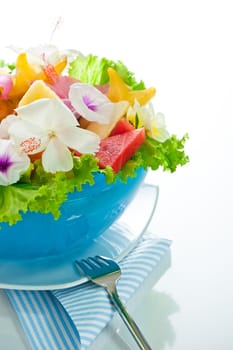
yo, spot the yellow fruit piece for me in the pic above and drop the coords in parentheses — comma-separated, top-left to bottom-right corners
(0, 98, 19, 120)
(10, 53, 45, 98)
(54, 59, 67, 74)
(86, 101, 129, 139)
(19, 80, 57, 106)
(107, 67, 156, 106)
(10, 53, 66, 100)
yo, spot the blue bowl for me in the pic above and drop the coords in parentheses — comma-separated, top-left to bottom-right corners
(0, 168, 146, 260)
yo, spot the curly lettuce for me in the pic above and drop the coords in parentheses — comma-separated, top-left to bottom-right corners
(0, 134, 189, 226)
(0, 155, 100, 226)
(68, 54, 145, 90)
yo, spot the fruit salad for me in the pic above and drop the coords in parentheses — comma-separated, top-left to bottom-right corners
(0, 45, 189, 225)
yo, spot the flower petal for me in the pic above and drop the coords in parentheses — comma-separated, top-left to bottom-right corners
(26, 44, 65, 66)
(144, 110, 169, 142)
(48, 97, 78, 129)
(86, 100, 129, 139)
(126, 99, 144, 128)
(0, 139, 30, 186)
(42, 137, 73, 173)
(16, 97, 78, 131)
(153, 112, 167, 129)
(16, 98, 54, 126)
(151, 127, 170, 142)
(10, 44, 66, 68)
(9, 119, 48, 154)
(0, 74, 13, 100)
(69, 83, 114, 123)
(0, 115, 18, 139)
(57, 127, 100, 154)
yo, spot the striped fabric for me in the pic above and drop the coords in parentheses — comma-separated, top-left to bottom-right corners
(7, 289, 81, 350)
(6, 236, 171, 350)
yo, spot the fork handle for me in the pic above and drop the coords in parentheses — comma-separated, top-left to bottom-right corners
(108, 289, 152, 350)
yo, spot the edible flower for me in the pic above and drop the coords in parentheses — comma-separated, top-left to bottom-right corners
(8, 97, 100, 173)
(9, 44, 67, 74)
(0, 114, 18, 139)
(69, 83, 128, 124)
(7, 45, 68, 102)
(0, 139, 30, 186)
(0, 74, 13, 100)
(127, 100, 169, 142)
(107, 68, 156, 105)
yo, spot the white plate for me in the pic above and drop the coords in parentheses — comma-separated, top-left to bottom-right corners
(0, 183, 158, 290)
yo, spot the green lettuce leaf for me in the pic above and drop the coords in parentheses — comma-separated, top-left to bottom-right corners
(0, 155, 102, 226)
(0, 134, 189, 226)
(114, 133, 189, 183)
(0, 59, 15, 72)
(136, 133, 189, 172)
(0, 185, 39, 226)
(68, 54, 145, 90)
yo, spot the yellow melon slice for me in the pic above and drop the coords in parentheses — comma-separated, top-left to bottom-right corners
(86, 101, 129, 139)
(18, 80, 58, 106)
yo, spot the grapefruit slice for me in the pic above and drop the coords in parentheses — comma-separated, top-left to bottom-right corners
(110, 118, 134, 136)
(96, 128, 145, 172)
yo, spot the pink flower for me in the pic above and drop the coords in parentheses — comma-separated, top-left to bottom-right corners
(0, 74, 13, 100)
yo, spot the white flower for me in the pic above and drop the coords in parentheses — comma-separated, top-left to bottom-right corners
(0, 115, 18, 139)
(8, 97, 100, 173)
(0, 139, 30, 186)
(127, 99, 144, 128)
(9, 44, 66, 68)
(69, 83, 129, 124)
(145, 112, 169, 142)
(127, 100, 169, 142)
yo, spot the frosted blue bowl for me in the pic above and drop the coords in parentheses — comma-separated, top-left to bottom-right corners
(0, 168, 146, 260)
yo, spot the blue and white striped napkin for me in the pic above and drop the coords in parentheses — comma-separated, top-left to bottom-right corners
(6, 235, 171, 350)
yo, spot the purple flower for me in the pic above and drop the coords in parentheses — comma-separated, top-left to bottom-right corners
(82, 95, 98, 111)
(69, 83, 128, 124)
(0, 139, 30, 186)
(0, 153, 13, 174)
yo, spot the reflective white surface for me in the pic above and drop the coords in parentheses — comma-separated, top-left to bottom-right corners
(1, 0, 233, 349)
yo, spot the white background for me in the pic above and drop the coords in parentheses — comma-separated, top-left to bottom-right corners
(1, 0, 232, 235)
(1, 1, 233, 349)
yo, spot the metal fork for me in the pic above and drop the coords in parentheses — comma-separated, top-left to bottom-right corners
(75, 255, 152, 350)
